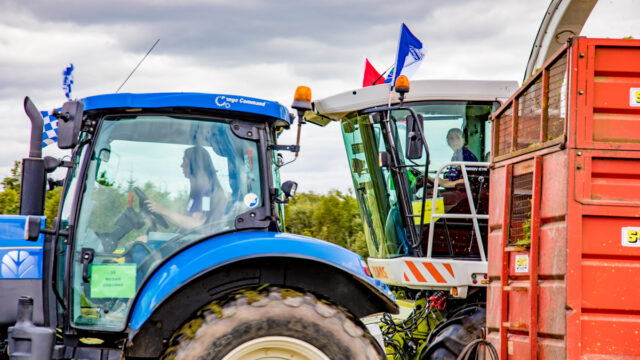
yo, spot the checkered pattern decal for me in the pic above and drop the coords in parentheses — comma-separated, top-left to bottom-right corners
(41, 110, 58, 148)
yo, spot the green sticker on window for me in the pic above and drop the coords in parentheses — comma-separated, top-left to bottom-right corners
(90, 264, 136, 298)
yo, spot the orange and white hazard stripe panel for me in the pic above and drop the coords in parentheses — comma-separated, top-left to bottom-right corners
(402, 260, 456, 284)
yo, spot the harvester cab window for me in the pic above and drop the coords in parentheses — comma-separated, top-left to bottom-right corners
(341, 115, 411, 258)
(341, 101, 496, 260)
(389, 101, 494, 258)
(342, 115, 410, 257)
(70, 115, 262, 331)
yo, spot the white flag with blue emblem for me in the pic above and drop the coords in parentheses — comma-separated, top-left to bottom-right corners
(41, 111, 58, 148)
(386, 23, 426, 85)
(62, 63, 74, 100)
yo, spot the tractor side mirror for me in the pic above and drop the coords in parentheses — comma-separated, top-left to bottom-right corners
(281, 181, 298, 202)
(43, 156, 73, 173)
(405, 113, 424, 160)
(56, 100, 84, 149)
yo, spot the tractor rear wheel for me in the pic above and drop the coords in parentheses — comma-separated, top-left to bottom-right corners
(161, 287, 384, 360)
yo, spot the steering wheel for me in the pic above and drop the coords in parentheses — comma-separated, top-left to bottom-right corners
(132, 186, 169, 229)
(409, 167, 434, 191)
(135, 218, 234, 279)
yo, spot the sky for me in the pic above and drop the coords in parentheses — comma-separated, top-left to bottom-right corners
(0, 0, 638, 194)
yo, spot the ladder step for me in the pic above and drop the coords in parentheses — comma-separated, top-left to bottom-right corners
(504, 245, 528, 252)
(502, 322, 527, 329)
(503, 285, 528, 292)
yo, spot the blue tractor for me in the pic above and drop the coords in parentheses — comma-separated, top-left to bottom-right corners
(0, 90, 397, 359)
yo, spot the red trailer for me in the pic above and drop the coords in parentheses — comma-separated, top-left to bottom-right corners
(487, 37, 640, 359)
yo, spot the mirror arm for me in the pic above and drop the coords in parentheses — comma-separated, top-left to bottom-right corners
(268, 144, 300, 153)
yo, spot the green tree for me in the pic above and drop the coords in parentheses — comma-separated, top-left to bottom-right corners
(0, 161, 21, 215)
(284, 190, 369, 258)
(0, 160, 63, 228)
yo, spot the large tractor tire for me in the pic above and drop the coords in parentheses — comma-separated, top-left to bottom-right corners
(161, 287, 384, 360)
(420, 307, 486, 360)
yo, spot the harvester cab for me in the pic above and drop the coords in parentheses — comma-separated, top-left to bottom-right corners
(309, 78, 518, 299)
(306, 78, 518, 358)
(1, 90, 397, 359)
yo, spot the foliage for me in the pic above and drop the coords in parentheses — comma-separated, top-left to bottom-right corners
(284, 190, 369, 258)
(0, 161, 21, 215)
(0, 161, 63, 228)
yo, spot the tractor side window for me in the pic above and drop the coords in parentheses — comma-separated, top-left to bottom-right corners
(56, 144, 89, 305)
(270, 129, 284, 231)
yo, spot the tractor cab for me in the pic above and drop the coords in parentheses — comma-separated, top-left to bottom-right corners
(42, 93, 293, 333)
(310, 79, 518, 297)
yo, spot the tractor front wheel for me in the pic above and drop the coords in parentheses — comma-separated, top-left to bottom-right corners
(420, 306, 486, 360)
(162, 287, 383, 360)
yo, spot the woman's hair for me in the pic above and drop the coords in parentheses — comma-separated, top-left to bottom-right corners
(184, 146, 218, 196)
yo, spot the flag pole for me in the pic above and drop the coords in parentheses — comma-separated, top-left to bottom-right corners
(389, 23, 403, 89)
(387, 23, 404, 107)
(371, 65, 393, 86)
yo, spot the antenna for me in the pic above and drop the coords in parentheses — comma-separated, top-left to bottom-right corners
(115, 38, 160, 93)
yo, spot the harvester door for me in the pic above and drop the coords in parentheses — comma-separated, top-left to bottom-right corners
(341, 115, 409, 258)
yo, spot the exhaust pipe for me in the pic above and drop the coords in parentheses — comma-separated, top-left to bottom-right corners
(19, 97, 46, 215)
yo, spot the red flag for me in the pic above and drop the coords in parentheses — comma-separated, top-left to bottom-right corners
(363, 58, 385, 87)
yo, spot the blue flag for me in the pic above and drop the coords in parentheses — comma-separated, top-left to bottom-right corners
(41, 111, 58, 148)
(386, 24, 426, 84)
(62, 64, 74, 100)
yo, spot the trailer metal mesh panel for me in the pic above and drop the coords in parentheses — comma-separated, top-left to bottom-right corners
(496, 106, 513, 156)
(509, 172, 533, 245)
(517, 78, 543, 150)
(547, 53, 567, 140)
(492, 48, 568, 159)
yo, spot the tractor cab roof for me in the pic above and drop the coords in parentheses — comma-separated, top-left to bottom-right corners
(309, 79, 519, 125)
(82, 92, 292, 126)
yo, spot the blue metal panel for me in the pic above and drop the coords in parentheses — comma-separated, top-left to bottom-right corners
(129, 231, 392, 330)
(0, 215, 45, 279)
(82, 93, 291, 124)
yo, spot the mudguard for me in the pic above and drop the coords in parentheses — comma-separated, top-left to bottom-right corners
(128, 231, 396, 331)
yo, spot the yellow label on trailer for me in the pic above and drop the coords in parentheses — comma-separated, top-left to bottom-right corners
(622, 227, 640, 247)
(412, 198, 445, 224)
(631, 88, 640, 107)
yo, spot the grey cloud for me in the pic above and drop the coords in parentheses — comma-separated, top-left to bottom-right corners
(3, 0, 438, 66)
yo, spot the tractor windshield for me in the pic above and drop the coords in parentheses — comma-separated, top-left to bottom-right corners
(342, 101, 496, 259)
(70, 115, 262, 331)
